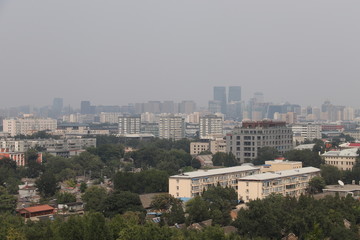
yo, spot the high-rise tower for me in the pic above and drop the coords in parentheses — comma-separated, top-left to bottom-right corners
(213, 86, 227, 114)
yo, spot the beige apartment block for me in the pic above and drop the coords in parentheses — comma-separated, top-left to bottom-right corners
(261, 159, 302, 173)
(190, 138, 226, 155)
(238, 167, 320, 202)
(169, 166, 260, 200)
(321, 148, 358, 171)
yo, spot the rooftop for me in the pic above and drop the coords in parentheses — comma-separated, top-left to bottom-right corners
(170, 165, 260, 179)
(238, 167, 320, 181)
(18, 204, 54, 213)
(324, 184, 360, 192)
(322, 148, 359, 157)
(265, 159, 302, 165)
(294, 144, 315, 150)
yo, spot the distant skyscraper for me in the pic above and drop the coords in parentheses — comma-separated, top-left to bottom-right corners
(228, 86, 241, 102)
(208, 100, 222, 113)
(52, 98, 63, 111)
(179, 101, 196, 114)
(80, 101, 91, 114)
(213, 86, 227, 114)
(52, 98, 63, 117)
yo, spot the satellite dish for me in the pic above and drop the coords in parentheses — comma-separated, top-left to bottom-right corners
(338, 180, 344, 187)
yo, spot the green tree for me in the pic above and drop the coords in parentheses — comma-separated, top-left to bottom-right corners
(0, 187, 16, 213)
(35, 172, 59, 198)
(186, 196, 210, 223)
(320, 165, 342, 184)
(252, 147, 279, 165)
(80, 182, 87, 193)
(25, 149, 43, 178)
(103, 191, 145, 218)
(202, 186, 237, 225)
(82, 186, 107, 212)
(58, 215, 84, 240)
(83, 212, 111, 240)
(56, 192, 76, 204)
(284, 149, 323, 167)
(308, 176, 326, 194)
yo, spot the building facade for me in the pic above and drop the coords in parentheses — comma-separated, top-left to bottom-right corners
(100, 112, 122, 124)
(169, 165, 260, 199)
(238, 167, 320, 202)
(199, 115, 223, 139)
(292, 123, 321, 143)
(190, 138, 226, 155)
(118, 116, 141, 135)
(226, 120, 293, 163)
(159, 115, 185, 140)
(321, 148, 358, 171)
(3, 117, 57, 137)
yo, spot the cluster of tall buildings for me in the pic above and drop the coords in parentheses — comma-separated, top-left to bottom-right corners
(209, 86, 243, 121)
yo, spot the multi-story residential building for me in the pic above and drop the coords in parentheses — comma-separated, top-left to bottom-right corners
(159, 115, 185, 141)
(118, 115, 141, 135)
(99, 112, 122, 124)
(0, 138, 96, 159)
(321, 148, 358, 171)
(199, 115, 223, 139)
(292, 123, 322, 143)
(190, 138, 226, 155)
(226, 120, 293, 163)
(169, 165, 260, 199)
(3, 117, 57, 137)
(238, 167, 320, 202)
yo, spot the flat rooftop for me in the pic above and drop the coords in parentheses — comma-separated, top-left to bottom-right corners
(169, 165, 260, 179)
(238, 167, 320, 181)
(265, 160, 302, 165)
(323, 184, 360, 192)
(322, 148, 359, 157)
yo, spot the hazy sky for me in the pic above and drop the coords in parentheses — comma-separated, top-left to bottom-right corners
(1, 1, 359, 108)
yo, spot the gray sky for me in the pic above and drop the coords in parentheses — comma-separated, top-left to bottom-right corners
(0, 0, 359, 108)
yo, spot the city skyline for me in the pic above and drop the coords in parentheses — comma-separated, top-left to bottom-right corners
(1, 1, 360, 108)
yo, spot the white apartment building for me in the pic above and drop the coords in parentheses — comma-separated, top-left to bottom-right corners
(159, 115, 185, 141)
(169, 165, 260, 199)
(292, 123, 321, 142)
(99, 112, 122, 124)
(0, 138, 96, 158)
(118, 116, 141, 135)
(199, 115, 223, 139)
(321, 148, 358, 171)
(238, 167, 320, 202)
(3, 118, 57, 137)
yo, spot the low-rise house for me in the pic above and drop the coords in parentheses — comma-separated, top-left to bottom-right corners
(18, 183, 37, 199)
(58, 202, 84, 213)
(17, 204, 55, 219)
(194, 155, 213, 168)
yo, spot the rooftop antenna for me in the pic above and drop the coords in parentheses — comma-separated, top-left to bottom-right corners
(338, 180, 344, 188)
